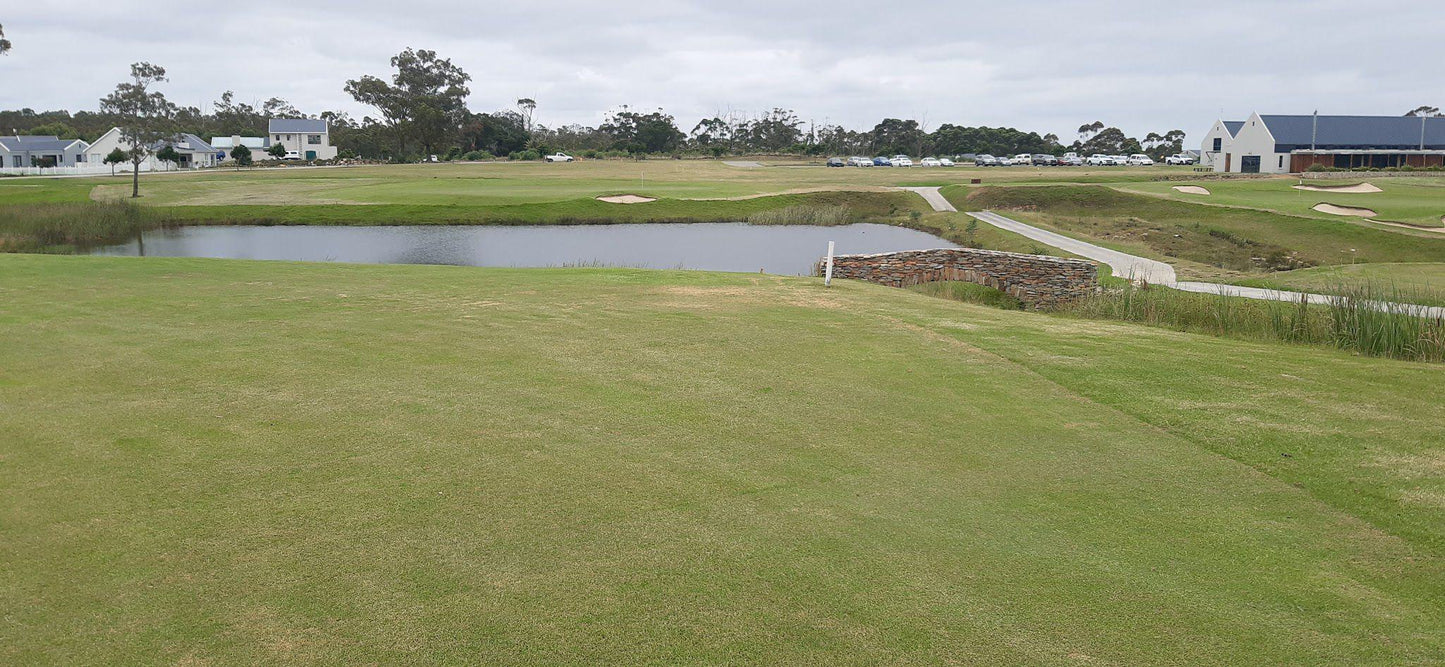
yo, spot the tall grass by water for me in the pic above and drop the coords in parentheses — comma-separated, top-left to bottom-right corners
(746, 204, 852, 226)
(1071, 282, 1445, 362)
(0, 201, 163, 252)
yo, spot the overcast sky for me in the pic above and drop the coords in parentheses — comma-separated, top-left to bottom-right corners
(3, 1, 1442, 142)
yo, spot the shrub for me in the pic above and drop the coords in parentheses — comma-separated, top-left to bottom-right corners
(746, 205, 853, 226)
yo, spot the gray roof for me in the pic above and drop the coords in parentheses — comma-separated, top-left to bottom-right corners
(0, 135, 84, 152)
(1260, 114, 1445, 149)
(154, 134, 215, 153)
(1222, 121, 1244, 137)
(268, 118, 327, 133)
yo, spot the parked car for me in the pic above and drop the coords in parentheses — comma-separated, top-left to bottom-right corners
(1165, 153, 1196, 165)
(283, 150, 301, 160)
(997, 155, 1015, 166)
(1030, 154, 1058, 166)
(974, 154, 1000, 167)
(1012, 153, 1032, 166)
(1061, 152, 1081, 161)
(938, 157, 955, 167)
(1086, 154, 1116, 166)
(872, 156, 892, 166)
(891, 155, 914, 167)
(848, 156, 873, 167)
(1058, 154, 1083, 166)
(826, 157, 846, 167)
(1111, 155, 1130, 166)
(545, 152, 574, 162)
(1127, 153, 1155, 166)
(920, 157, 942, 167)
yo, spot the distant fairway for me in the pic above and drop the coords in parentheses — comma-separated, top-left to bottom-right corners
(2, 255, 1442, 664)
(1124, 176, 1445, 228)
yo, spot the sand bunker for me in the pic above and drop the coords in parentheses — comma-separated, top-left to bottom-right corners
(722, 160, 763, 168)
(1293, 182, 1383, 194)
(1313, 203, 1378, 218)
(596, 194, 656, 204)
(1172, 185, 1211, 195)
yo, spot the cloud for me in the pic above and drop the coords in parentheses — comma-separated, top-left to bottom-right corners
(2, 0, 1442, 142)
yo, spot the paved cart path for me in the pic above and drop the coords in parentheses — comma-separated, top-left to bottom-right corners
(895, 189, 1444, 318)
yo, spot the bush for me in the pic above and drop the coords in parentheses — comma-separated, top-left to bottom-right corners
(0, 201, 163, 252)
(461, 150, 492, 161)
(1306, 164, 1330, 172)
(507, 150, 541, 161)
(1068, 282, 1445, 362)
(746, 205, 853, 226)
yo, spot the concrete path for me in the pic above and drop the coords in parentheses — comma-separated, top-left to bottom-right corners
(966, 210, 1177, 284)
(899, 186, 958, 212)
(959, 208, 1445, 318)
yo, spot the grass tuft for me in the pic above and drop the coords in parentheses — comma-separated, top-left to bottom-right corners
(0, 201, 165, 252)
(746, 204, 853, 226)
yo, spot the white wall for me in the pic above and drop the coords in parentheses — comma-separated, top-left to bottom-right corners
(267, 130, 337, 160)
(83, 129, 217, 171)
(1220, 113, 1289, 174)
(1200, 121, 1234, 170)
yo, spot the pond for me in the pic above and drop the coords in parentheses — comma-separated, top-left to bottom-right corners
(89, 223, 957, 276)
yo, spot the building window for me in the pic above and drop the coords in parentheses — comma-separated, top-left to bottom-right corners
(1213, 138, 1222, 151)
(274, 135, 280, 142)
(308, 134, 321, 144)
(1278, 155, 1284, 169)
(76, 154, 85, 163)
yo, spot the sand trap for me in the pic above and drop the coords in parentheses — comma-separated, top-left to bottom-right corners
(596, 194, 656, 204)
(722, 161, 763, 168)
(1313, 203, 1378, 218)
(1172, 185, 1211, 195)
(1294, 182, 1383, 194)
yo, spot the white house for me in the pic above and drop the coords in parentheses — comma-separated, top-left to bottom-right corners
(1198, 120, 1242, 170)
(0, 135, 90, 172)
(268, 118, 337, 160)
(1207, 113, 1445, 174)
(210, 135, 270, 163)
(83, 128, 218, 171)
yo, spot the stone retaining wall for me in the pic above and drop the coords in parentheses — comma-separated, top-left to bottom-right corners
(825, 247, 1097, 309)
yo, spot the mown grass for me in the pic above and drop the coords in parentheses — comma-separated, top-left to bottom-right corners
(1, 255, 1441, 664)
(1123, 176, 1445, 227)
(1070, 281, 1445, 362)
(954, 184, 1445, 275)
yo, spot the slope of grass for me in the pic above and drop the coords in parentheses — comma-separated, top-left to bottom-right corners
(1, 255, 1441, 664)
(1123, 176, 1445, 227)
(956, 184, 1445, 276)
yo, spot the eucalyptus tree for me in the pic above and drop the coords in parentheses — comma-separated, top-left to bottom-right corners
(0, 23, 11, 54)
(345, 48, 472, 156)
(99, 62, 177, 198)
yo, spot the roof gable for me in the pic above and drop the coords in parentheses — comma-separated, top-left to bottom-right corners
(1223, 121, 1244, 137)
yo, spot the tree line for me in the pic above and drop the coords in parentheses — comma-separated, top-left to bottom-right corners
(3, 47, 1193, 172)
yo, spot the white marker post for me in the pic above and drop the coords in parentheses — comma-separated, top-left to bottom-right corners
(824, 241, 835, 287)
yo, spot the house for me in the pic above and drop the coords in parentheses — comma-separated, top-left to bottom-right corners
(1198, 120, 1243, 170)
(0, 135, 90, 169)
(268, 118, 337, 160)
(210, 135, 271, 163)
(1206, 113, 1445, 174)
(83, 128, 218, 170)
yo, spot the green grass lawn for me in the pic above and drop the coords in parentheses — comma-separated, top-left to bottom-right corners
(2, 255, 1442, 664)
(1121, 176, 1445, 228)
(953, 184, 1445, 280)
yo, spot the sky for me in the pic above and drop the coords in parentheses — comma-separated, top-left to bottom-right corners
(3, 1, 1442, 144)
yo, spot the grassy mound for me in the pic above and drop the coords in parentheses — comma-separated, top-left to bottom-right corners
(957, 185, 1445, 272)
(2, 255, 1441, 664)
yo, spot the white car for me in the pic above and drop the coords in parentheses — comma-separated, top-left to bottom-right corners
(920, 157, 942, 167)
(1127, 154, 1155, 166)
(891, 155, 913, 167)
(849, 156, 873, 167)
(1086, 154, 1115, 166)
(283, 150, 301, 160)
(938, 158, 955, 167)
(1013, 153, 1032, 166)
(544, 153, 575, 162)
(1165, 153, 1196, 165)
(1111, 155, 1130, 166)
